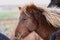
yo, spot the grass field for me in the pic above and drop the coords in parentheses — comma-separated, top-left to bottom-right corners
(0, 11, 19, 19)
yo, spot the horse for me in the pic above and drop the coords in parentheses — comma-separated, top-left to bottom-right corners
(15, 4, 60, 40)
(48, 0, 60, 7)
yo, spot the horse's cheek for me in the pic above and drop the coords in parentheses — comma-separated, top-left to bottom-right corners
(26, 20, 37, 31)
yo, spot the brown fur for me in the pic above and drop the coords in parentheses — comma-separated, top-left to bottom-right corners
(15, 4, 57, 40)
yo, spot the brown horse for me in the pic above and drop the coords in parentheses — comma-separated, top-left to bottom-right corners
(15, 4, 58, 40)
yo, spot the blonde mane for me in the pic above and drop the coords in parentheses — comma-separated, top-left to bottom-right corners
(41, 7, 60, 28)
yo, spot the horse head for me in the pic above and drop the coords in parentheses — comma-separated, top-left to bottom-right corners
(15, 4, 44, 40)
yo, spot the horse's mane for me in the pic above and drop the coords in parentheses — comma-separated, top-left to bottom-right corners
(19, 4, 60, 28)
(41, 7, 60, 28)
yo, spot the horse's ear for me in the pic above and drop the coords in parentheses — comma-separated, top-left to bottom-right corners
(18, 7, 22, 10)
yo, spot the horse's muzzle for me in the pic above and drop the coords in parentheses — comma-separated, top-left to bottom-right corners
(15, 33, 23, 40)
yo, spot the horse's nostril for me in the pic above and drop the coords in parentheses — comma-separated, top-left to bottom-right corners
(15, 33, 22, 40)
(15, 34, 17, 37)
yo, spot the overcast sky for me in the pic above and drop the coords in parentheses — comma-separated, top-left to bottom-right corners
(0, 0, 50, 7)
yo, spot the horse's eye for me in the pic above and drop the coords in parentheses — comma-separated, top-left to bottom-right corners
(23, 18, 26, 20)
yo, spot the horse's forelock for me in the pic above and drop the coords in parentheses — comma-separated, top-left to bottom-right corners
(21, 4, 47, 23)
(26, 4, 44, 13)
(23, 4, 45, 17)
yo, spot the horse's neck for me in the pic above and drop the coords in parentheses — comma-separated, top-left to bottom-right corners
(35, 15, 56, 40)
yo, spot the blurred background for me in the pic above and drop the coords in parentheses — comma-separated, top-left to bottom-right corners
(0, 5, 19, 39)
(0, 0, 50, 39)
